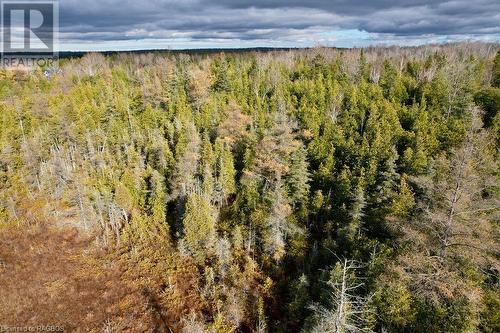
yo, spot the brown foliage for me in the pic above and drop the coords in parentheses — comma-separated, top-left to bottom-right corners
(217, 101, 252, 146)
(0, 224, 204, 332)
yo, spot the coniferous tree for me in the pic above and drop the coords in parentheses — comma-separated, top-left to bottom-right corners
(0, 45, 498, 333)
(287, 144, 310, 208)
(182, 192, 217, 263)
(492, 50, 500, 88)
(214, 139, 236, 204)
(263, 177, 293, 262)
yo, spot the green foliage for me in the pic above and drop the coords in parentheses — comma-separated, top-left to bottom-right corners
(214, 139, 236, 200)
(182, 192, 217, 263)
(391, 175, 415, 217)
(373, 275, 415, 330)
(286, 144, 310, 207)
(474, 87, 500, 127)
(481, 289, 500, 333)
(493, 51, 500, 88)
(0, 45, 498, 332)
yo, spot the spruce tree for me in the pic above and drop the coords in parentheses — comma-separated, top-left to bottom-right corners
(286, 143, 310, 207)
(182, 192, 217, 263)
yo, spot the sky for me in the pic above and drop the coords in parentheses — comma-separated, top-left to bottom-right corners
(54, 0, 500, 50)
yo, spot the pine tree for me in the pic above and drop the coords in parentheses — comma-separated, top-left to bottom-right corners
(170, 121, 201, 200)
(391, 175, 415, 217)
(254, 111, 299, 184)
(413, 109, 497, 260)
(200, 133, 215, 197)
(214, 139, 236, 204)
(492, 50, 500, 88)
(211, 56, 231, 93)
(374, 147, 399, 204)
(182, 192, 217, 263)
(263, 177, 294, 262)
(149, 170, 168, 227)
(348, 176, 366, 238)
(286, 143, 310, 207)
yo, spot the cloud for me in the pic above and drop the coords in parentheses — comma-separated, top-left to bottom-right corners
(56, 0, 500, 50)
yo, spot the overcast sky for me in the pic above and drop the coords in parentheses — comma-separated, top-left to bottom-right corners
(56, 0, 500, 50)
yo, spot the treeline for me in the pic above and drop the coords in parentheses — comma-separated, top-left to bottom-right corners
(0, 43, 499, 332)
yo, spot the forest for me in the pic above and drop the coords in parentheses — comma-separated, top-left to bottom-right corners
(0, 43, 499, 332)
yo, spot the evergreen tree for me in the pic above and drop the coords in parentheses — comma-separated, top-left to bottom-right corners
(263, 178, 293, 262)
(492, 50, 500, 88)
(286, 143, 310, 208)
(1, 45, 498, 333)
(214, 139, 236, 204)
(182, 192, 217, 263)
(148, 169, 169, 238)
(200, 133, 215, 197)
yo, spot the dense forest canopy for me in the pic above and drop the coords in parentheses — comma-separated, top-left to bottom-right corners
(0, 43, 499, 332)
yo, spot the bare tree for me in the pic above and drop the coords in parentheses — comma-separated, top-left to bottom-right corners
(307, 259, 373, 333)
(411, 109, 499, 264)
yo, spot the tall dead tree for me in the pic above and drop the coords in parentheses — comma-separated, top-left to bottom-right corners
(308, 259, 373, 333)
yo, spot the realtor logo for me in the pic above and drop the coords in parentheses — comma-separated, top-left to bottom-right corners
(1, 0, 58, 68)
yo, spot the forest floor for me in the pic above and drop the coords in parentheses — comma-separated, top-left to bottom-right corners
(0, 225, 151, 332)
